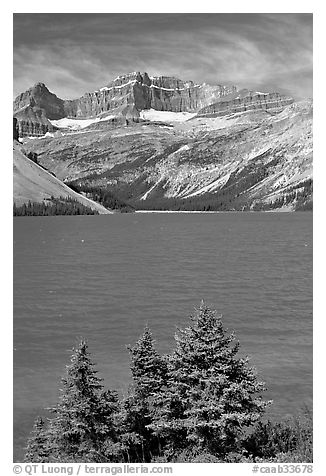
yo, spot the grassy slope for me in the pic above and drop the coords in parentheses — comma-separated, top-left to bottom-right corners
(13, 141, 112, 214)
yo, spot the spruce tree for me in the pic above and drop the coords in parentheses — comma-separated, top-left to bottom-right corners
(44, 340, 120, 462)
(149, 304, 271, 460)
(121, 326, 167, 462)
(24, 417, 49, 462)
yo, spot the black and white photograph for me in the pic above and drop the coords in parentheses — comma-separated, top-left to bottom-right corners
(11, 7, 314, 470)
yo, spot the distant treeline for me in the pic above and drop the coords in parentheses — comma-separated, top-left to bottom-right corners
(65, 182, 134, 213)
(13, 197, 99, 216)
(132, 193, 248, 211)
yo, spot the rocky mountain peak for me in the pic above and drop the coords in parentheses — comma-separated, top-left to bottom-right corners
(13, 71, 295, 137)
(32, 81, 48, 91)
(14, 81, 64, 117)
(13, 81, 66, 137)
(17, 82, 53, 104)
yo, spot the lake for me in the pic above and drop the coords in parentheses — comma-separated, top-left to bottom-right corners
(13, 212, 313, 461)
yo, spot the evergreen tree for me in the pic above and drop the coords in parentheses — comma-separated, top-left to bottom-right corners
(121, 327, 167, 462)
(129, 326, 167, 394)
(24, 417, 49, 462)
(44, 340, 120, 462)
(149, 304, 271, 460)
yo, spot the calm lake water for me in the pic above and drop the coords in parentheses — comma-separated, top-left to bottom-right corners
(13, 212, 312, 461)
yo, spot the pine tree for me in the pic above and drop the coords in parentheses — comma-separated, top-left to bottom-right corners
(121, 327, 167, 462)
(24, 417, 49, 462)
(44, 340, 120, 462)
(149, 304, 271, 460)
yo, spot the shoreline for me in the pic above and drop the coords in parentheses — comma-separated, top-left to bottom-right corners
(134, 209, 295, 214)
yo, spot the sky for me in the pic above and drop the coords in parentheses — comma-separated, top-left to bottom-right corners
(13, 13, 312, 100)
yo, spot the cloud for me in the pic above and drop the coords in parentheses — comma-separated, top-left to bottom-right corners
(13, 13, 312, 100)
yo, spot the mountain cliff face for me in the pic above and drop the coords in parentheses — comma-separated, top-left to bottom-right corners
(63, 72, 239, 119)
(198, 91, 294, 116)
(13, 72, 293, 137)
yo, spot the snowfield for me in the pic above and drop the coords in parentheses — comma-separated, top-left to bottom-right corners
(139, 109, 197, 122)
(49, 115, 115, 130)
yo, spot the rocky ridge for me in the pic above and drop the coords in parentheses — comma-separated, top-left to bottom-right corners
(13, 72, 293, 137)
(197, 90, 294, 117)
(59, 72, 239, 119)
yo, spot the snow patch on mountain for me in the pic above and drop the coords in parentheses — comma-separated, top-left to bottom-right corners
(97, 80, 137, 92)
(139, 109, 197, 123)
(49, 115, 115, 130)
(183, 173, 232, 198)
(140, 178, 164, 200)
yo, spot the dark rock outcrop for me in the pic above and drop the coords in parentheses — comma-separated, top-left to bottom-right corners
(13, 117, 19, 140)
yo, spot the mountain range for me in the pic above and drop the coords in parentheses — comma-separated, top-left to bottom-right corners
(13, 71, 313, 211)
